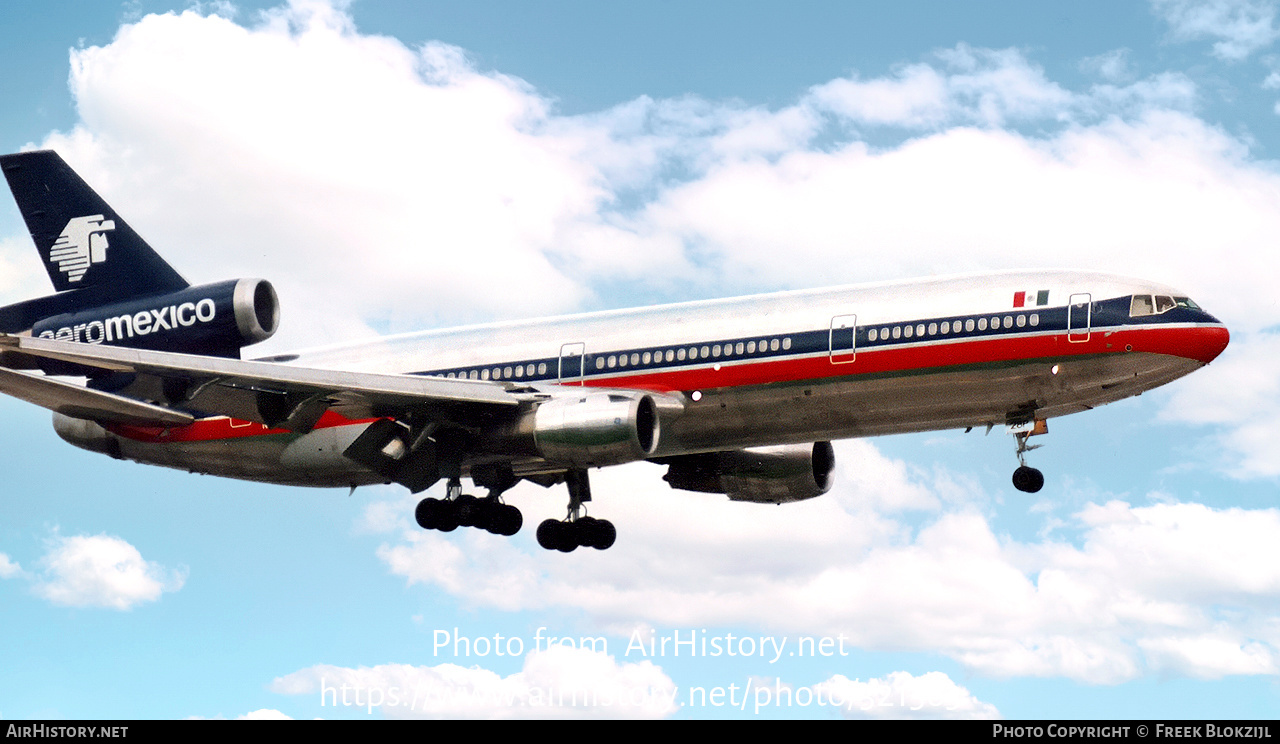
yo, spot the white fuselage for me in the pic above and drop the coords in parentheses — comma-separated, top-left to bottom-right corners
(73, 270, 1229, 487)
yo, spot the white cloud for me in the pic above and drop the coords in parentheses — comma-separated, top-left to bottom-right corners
(813, 671, 1000, 719)
(0, 552, 23, 579)
(1081, 49, 1137, 83)
(1151, 0, 1280, 60)
(1158, 332, 1280, 477)
(236, 709, 293, 720)
(1139, 634, 1276, 678)
(372, 448, 1280, 683)
(272, 645, 678, 719)
(32, 533, 186, 610)
(807, 45, 1192, 131)
(36, 3, 612, 346)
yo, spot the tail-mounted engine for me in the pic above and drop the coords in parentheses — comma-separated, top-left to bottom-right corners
(663, 441, 836, 504)
(31, 278, 279, 358)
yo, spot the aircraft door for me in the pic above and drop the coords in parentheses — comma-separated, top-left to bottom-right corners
(559, 342, 585, 385)
(1067, 293, 1091, 343)
(829, 314, 857, 364)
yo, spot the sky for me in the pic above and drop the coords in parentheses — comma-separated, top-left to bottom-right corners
(1, 0, 1280, 720)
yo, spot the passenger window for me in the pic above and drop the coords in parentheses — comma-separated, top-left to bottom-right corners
(978, 318, 987, 331)
(538, 363, 547, 375)
(1016, 315, 1026, 327)
(965, 319, 975, 332)
(712, 345, 721, 357)
(735, 343, 744, 355)
(770, 339, 779, 351)
(941, 321, 950, 334)
(1029, 314, 1039, 327)
(631, 353, 640, 365)
(783, 337, 791, 350)
(904, 325, 914, 339)
(666, 350, 675, 362)
(928, 322, 937, 335)
(892, 327, 901, 339)
(869, 329, 878, 342)
(643, 352, 652, 364)
(747, 341, 756, 353)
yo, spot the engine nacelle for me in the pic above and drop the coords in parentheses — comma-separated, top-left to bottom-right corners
(32, 278, 279, 358)
(52, 412, 121, 458)
(663, 442, 835, 504)
(532, 392, 660, 467)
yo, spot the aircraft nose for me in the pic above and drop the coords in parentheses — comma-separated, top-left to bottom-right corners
(1183, 316, 1229, 364)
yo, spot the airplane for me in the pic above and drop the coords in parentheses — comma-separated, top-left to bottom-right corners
(0, 150, 1231, 552)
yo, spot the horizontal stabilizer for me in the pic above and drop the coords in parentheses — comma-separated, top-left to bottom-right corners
(0, 367, 194, 427)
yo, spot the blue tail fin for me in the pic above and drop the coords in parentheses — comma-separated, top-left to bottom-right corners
(1, 151, 188, 299)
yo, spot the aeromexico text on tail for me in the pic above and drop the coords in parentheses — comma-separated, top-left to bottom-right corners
(0, 150, 1230, 554)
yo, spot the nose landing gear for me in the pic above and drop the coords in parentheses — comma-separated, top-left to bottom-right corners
(1011, 426, 1045, 493)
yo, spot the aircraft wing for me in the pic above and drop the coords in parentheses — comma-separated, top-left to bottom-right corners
(0, 365, 195, 427)
(0, 333, 527, 432)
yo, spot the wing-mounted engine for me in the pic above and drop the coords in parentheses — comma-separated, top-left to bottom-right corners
(30, 278, 279, 358)
(662, 441, 835, 504)
(531, 391, 660, 467)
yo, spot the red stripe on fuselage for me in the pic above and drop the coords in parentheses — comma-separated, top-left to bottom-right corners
(106, 323, 1227, 444)
(107, 409, 377, 443)
(580, 323, 1229, 393)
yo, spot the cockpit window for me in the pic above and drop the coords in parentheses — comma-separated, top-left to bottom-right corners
(1130, 294, 1186, 317)
(1130, 295, 1155, 317)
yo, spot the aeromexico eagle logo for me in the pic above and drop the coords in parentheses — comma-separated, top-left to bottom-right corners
(49, 214, 116, 282)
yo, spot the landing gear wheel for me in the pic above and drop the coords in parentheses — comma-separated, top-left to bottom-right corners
(576, 517, 616, 550)
(415, 497, 441, 530)
(1012, 465, 1044, 493)
(487, 504, 522, 536)
(454, 494, 483, 528)
(537, 519, 576, 552)
(433, 499, 460, 532)
(537, 469, 619, 552)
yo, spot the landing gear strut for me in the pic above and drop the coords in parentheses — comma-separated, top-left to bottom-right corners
(536, 469, 616, 552)
(1011, 429, 1045, 494)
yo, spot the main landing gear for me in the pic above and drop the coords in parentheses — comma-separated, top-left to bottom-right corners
(1011, 428, 1045, 494)
(536, 469, 616, 553)
(415, 463, 523, 536)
